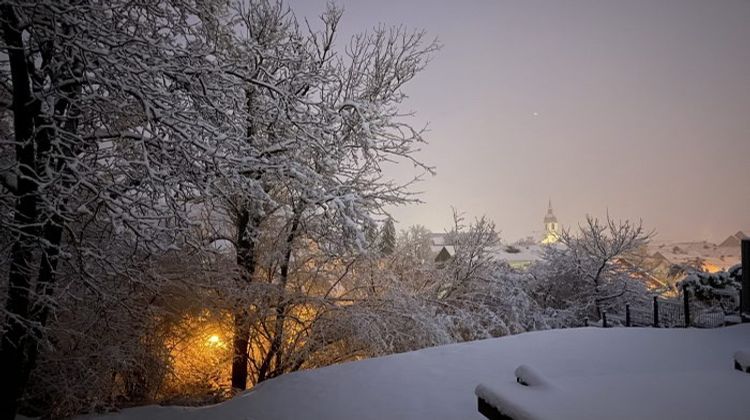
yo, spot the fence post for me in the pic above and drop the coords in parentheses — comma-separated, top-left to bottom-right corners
(653, 296, 659, 328)
(625, 304, 631, 327)
(602, 311, 608, 328)
(742, 239, 750, 322)
(682, 285, 690, 327)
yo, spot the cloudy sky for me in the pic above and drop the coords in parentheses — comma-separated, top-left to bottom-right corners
(289, 0, 750, 242)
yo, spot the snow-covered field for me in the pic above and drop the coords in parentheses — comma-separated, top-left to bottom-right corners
(85, 325, 750, 420)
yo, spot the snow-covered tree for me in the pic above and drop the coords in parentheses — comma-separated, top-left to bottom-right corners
(433, 211, 544, 338)
(380, 217, 397, 256)
(0, 1, 248, 417)
(530, 215, 653, 324)
(344, 211, 545, 355)
(396, 224, 434, 264)
(0, 0, 440, 413)
(195, 1, 438, 390)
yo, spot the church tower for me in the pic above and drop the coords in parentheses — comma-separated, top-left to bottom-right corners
(542, 199, 559, 244)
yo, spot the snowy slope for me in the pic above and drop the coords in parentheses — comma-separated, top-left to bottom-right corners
(650, 240, 741, 271)
(85, 325, 750, 420)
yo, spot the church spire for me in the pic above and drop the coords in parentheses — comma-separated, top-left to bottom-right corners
(544, 199, 557, 223)
(542, 199, 559, 244)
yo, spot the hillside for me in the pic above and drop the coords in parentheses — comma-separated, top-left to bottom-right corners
(650, 239, 742, 272)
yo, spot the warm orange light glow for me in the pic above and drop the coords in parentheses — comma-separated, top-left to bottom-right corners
(702, 262, 722, 273)
(160, 312, 233, 399)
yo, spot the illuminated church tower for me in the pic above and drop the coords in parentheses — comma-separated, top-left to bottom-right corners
(541, 199, 559, 244)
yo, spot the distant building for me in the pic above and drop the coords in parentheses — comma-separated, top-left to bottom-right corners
(434, 247, 453, 263)
(541, 199, 560, 244)
(430, 233, 455, 262)
(430, 232, 447, 247)
(493, 244, 543, 270)
(719, 231, 749, 248)
(615, 255, 671, 292)
(428, 200, 562, 267)
(651, 251, 670, 266)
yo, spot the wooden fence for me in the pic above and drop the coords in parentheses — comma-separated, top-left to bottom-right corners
(587, 287, 739, 329)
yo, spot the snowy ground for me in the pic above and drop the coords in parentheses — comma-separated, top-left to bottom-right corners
(85, 325, 750, 420)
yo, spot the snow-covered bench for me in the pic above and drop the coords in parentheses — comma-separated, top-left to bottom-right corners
(476, 391, 514, 420)
(476, 365, 549, 420)
(476, 357, 750, 420)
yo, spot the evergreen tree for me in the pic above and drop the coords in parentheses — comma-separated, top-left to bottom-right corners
(380, 217, 396, 255)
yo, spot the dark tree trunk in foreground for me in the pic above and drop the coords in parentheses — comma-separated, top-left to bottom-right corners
(0, 7, 77, 417)
(231, 208, 259, 390)
(0, 6, 42, 418)
(231, 311, 252, 390)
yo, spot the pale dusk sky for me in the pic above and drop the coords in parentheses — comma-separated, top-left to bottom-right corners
(289, 0, 750, 242)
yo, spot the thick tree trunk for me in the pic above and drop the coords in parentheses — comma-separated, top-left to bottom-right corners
(0, 225, 62, 420)
(231, 208, 258, 390)
(0, 236, 37, 420)
(0, 6, 41, 419)
(1, 9, 78, 416)
(231, 84, 264, 391)
(231, 311, 251, 390)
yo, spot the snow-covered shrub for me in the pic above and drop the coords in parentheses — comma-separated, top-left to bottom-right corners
(402, 213, 546, 341)
(677, 264, 741, 313)
(333, 213, 549, 357)
(20, 244, 237, 416)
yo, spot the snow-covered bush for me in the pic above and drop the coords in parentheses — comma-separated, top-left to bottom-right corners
(677, 264, 741, 313)
(19, 242, 237, 416)
(389, 213, 546, 344)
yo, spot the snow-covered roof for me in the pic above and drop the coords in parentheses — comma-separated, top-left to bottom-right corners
(491, 245, 544, 263)
(430, 233, 447, 246)
(430, 245, 455, 255)
(720, 231, 749, 248)
(650, 240, 740, 272)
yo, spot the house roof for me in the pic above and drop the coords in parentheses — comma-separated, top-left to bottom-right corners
(431, 245, 455, 255)
(491, 244, 545, 263)
(430, 233, 448, 246)
(434, 248, 450, 263)
(719, 231, 747, 248)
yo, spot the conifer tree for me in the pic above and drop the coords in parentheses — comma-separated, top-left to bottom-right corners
(381, 217, 396, 255)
